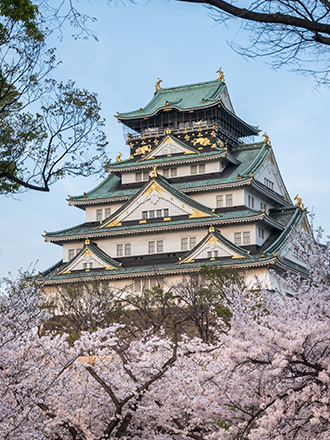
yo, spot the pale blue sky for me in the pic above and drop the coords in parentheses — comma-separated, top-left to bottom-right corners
(1, 0, 329, 278)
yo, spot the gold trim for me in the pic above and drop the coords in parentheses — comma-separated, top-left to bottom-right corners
(188, 209, 209, 219)
(105, 266, 115, 270)
(104, 217, 122, 228)
(232, 254, 244, 259)
(142, 181, 164, 198)
(163, 217, 171, 221)
(139, 220, 147, 224)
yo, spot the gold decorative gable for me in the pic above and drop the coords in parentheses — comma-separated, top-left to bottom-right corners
(143, 135, 197, 160)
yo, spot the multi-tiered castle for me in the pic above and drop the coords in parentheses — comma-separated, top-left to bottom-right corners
(41, 71, 308, 293)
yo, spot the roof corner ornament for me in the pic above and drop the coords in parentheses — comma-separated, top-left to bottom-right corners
(209, 226, 215, 233)
(151, 164, 158, 178)
(83, 192, 88, 198)
(294, 194, 305, 210)
(262, 132, 271, 146)
(85, 239, 90, 245)
(155, 78, 162, 93)
(216, 68, 225, 83)
(116, 153, 122, 162)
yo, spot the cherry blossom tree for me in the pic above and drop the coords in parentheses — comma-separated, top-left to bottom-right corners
(1, 230, 330, 439)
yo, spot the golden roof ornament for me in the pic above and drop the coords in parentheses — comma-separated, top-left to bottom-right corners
(85, 239, 90, 245)
(83, 192, 88, 198)
(116, 153, 122, 162)
(294, 194, 305, 210)
(216, 68, 225, 83)
(150, 164, 157, 178)
(155, 78, 163, 92)
(262, 132, 271, 145)
(209, 226, 215, 233)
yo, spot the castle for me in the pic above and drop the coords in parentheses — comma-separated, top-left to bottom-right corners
(41, 71, 308, 293)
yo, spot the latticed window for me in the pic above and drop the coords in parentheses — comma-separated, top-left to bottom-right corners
(234, 232, 242, 246)
(181, 238, 188, 251)
(157, 240, 163, 253)
(207, 251, 212, 258)
(68, 249, 75, 260)
(149, 210, 155, 219)
(191, 165, 197, 174)
(189, 237, 196, 249)
(105, 208, 111, 218)
(170, 168, 177, 177)
(96, 209, 103, 221)
(148, 241, 155, 254)
(143, 171, 149, 180)
(243, 232, 250, 245)
(136, 172, 142, 181)
(163, 208, 169, 217)
(216, 195, 223, 208)
(156, 209, 162, 217)
(163, 169, 169, 177)
(226, 194, 233, 206)
(133, 279, 141, 293)
(142, 211, 148, 220)
(199, 164, 205, 173)
(125, 243, 131, 256)
(117, 244, 123, 257)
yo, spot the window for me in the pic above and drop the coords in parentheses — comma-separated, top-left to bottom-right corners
(214, 250, 218, 258)
(156, 209, 162, 217)
(148, 241, 163, 253)
(149, 210, 155, 219)
(148, 241, 155, 254)
(143, 171, 149, 180)
(135, 172, 142, 181)
(105, 208, 111, 218)
(170, 168, 177, 177)
(83, 262, 88, 269)
(181, 238, 188, 251)
(260, 202, 266, 212)
(207, 251, 212, 258)
(189, 237, 196, 249)
(163, 148, 169, 156)
(259, 228, 265, 239)
(243, 232, 250, 245)
(163, 169, 169, 178)
(96, 209, 103, 221)
(146, 277, 164, 290)
(234, 232, 242, 246)
(216, 195, 223, 208)
(163, 208, 169, 217)
(125, 243, 131, 256)
(142, 211, 148, 220)
(248, 196, 255, 209)
(68, 249, 75, 260)
(226, 194, 233, 206)
(88, 262, 93, 269)
(157, 240, 163, 253)
(199, 164, 205, 173)
(191, 165, 198, 175)
(170, 147, 177, 154)
(133, 279, 142, 293)
(264, 178, 274, 190)
(117, 244, 123, 257)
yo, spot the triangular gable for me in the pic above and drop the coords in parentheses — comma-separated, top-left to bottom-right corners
(254, 150, 291, 202)
(179, 227, 251, 264)
(143, 135, 199, 160)
(99, 176, 216, 229)
(58, 241, 121, 275)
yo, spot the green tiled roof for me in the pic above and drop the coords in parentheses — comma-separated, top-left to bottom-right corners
(265, 207, 305, 254)
(118, 80, 227, 119)
(107, 149, 227, 171)
(45, 208, 266, 240)
(180, 228, 252, 264)
(69, 143, 268, 204)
